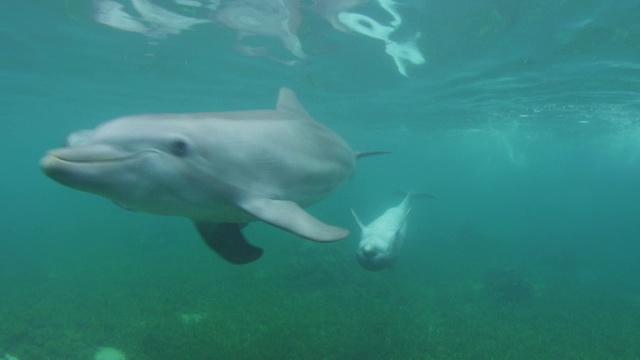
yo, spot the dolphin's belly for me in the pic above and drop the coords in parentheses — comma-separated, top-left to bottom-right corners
(113, 188, 256, 222)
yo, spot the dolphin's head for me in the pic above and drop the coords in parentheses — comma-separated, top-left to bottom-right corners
(40, 115, 217, 215)
(351, 209, 401, 271)
(356, 233, 398, 271)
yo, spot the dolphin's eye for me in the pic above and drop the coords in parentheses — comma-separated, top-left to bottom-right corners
(169, 139, 189, 157)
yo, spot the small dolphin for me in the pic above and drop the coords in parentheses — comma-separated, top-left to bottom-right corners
(351, 192, 433, 271)
(41, 88, 386, 264)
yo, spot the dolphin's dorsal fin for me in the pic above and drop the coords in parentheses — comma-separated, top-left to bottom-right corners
(276, 87, 311, 118)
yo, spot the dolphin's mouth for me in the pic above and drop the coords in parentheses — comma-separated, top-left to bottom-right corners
(40, 147, 156, 186)
(40, 155, 130, 181)
(42, 153, 137, 164)
(42, 145, 144, 164)
(40, 153, 140, 177)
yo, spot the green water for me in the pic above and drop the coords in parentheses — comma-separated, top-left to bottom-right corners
(2, 0, 640, 359)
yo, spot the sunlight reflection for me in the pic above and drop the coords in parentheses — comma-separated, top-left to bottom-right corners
(92, 0, 425, 76)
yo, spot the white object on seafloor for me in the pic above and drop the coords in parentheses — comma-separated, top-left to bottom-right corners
(94, 347, 127, 360)
(3, 353, 20, 360)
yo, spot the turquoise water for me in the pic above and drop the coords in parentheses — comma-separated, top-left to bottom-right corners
(2, 0, 640, 359)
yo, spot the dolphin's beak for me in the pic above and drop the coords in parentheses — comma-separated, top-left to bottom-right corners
(40, 152, 85, 188)
(40, 154, 61, 175)
(360, 243, 379, 259)
(40, 145, 137, 190)
(42, 145, 129, 164)
(362, 248, 378, 258)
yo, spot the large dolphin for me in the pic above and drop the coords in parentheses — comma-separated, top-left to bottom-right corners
(41, 88, 385, 264)
(351, 192, 433, 271)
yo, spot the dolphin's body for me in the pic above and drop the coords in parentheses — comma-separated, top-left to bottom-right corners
(352, 192, 432, 271)
(41, 88, 382, 264)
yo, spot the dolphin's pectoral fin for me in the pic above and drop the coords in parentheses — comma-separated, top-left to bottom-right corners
(238, 197, 349, 242)
(350, 209, 366, 230)
(194, 221, 263, 265)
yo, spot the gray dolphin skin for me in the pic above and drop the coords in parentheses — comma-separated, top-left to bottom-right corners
(41, 87, 385, 264)
(352, 192, 433, 271)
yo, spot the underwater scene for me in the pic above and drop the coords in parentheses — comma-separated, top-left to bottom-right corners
(2, 0, 640, 359)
